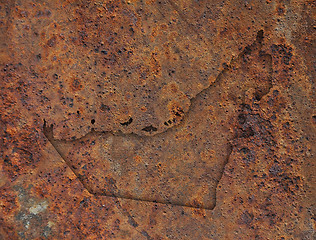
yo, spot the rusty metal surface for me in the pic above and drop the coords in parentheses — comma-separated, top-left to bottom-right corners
(0, 0, 315, 239)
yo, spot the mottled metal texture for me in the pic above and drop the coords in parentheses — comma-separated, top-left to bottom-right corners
(0, 0, 315, 239)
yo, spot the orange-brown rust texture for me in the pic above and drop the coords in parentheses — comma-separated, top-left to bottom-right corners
(0, 0, 315, 239)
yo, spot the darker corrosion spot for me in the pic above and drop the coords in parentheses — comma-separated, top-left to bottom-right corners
(120, 117, 133, 126)
(142, 125, 157, 132)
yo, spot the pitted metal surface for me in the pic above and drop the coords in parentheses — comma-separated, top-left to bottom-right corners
(1, 0, 315, 239)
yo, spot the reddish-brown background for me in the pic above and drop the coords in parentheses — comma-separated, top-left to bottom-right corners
(1, 0, 315, 239)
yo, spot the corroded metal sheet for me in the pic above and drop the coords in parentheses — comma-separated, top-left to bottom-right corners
(1, 0, 315, 239)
